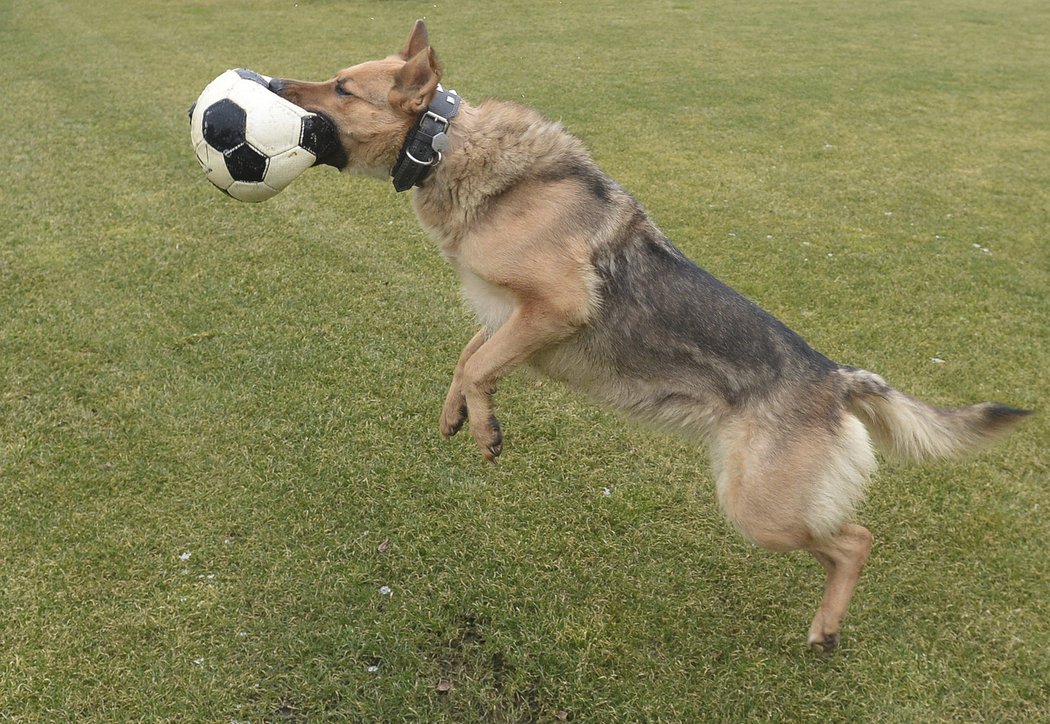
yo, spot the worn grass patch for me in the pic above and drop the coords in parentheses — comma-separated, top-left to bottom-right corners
(2, 0, 1047, 720)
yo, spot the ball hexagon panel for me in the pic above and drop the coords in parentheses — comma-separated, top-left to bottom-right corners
(226, 76, 280, 114)
(243, 94, 306, 156)
(227, 180, 279, 203)
(202, 99, 247, 153)
(263, 147, 317, 191)
(228, 79, 308, 156)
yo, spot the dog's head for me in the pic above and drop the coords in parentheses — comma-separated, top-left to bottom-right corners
(271, 20, 442, 177)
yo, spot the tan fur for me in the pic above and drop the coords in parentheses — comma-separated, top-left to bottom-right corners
(274, 21, 1030, 652)
(839, 367, 1025, 461)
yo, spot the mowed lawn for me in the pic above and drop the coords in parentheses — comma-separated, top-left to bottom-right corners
(2, 0, 1048, 720)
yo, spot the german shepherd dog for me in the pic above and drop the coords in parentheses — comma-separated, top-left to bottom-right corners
(273, 20, 1030, 651)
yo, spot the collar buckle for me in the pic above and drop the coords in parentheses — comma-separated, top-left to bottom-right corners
(391, 85, 462, 192)
(422, 109, 451, 132)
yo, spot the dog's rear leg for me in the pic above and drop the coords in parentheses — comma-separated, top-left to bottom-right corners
(715, 414, 875, 652)
(441, 328, 488, 438)
(805, 524, 873, 653)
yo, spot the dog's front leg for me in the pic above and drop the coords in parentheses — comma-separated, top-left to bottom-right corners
(440, 328, 488, 438)
(449, 304, 577, 462)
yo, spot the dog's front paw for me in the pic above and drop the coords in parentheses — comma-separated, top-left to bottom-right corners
(440, 387, 468, 437)
(474, 414, 503, 463)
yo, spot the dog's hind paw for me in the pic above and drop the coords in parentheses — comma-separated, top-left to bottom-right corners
(808, 632, 840, 654)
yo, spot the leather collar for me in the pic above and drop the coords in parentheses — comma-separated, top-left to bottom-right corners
(391, 84, 462, 192)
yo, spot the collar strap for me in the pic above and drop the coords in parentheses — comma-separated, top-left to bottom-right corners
(391, 84, 461, 192)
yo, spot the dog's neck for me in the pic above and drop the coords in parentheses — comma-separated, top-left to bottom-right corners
(390, 84, 462, 192)
(412, 98, 594, 253)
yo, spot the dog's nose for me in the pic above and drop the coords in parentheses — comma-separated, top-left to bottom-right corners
(267, 77, 285, 95)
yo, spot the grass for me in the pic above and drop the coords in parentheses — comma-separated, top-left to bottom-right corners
(1, 0, 1047, 720)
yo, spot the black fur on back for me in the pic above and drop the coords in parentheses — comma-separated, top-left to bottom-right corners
(583, 212, 838, 409)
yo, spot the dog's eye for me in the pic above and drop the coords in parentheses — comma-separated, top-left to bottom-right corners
(335, 83, 354, 98)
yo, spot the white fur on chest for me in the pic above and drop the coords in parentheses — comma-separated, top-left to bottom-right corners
(457, 267, 516, 333)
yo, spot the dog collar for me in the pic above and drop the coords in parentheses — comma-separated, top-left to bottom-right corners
(391, 84, 461, 192)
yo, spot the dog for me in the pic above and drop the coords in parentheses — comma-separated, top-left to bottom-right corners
(271, 20, 1031, 651)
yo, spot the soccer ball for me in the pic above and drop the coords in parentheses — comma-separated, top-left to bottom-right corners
(189, 68, 337, 202)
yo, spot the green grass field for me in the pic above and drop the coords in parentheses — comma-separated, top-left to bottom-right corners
(2, 0, 1048, 720)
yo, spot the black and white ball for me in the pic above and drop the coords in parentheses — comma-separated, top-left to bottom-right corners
(189, 69, 337, 202)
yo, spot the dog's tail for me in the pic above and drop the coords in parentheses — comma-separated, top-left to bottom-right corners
(839, 367, 1031, 461)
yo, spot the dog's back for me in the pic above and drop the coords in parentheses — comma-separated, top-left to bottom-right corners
(547, 208, 842, 437)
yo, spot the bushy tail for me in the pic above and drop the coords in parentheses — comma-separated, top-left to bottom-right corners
(839, 367, 1032, 461)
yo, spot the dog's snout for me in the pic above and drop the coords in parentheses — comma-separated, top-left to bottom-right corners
(267, 77, 286, 95)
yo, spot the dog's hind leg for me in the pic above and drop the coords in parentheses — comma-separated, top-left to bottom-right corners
(805, 524, 873, 653)
(714, 412, 876, 651)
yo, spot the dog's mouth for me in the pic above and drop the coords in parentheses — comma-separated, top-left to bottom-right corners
(305, 111, 348, 170)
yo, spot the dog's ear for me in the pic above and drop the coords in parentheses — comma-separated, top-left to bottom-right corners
(391, 45, 442, 115)
(400, 19, 429, 60)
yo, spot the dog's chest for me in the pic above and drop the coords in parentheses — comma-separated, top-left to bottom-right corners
(456, 266, 515, 333)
